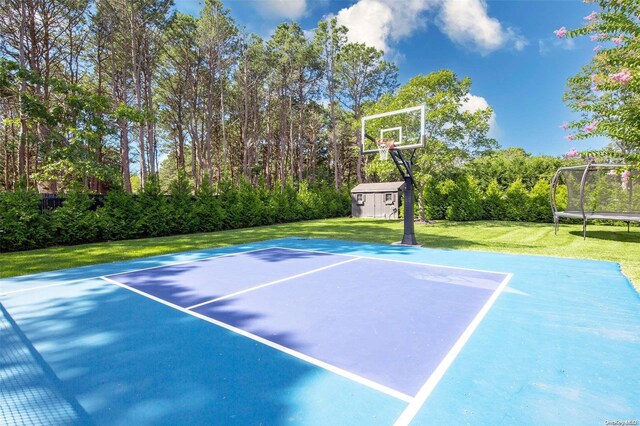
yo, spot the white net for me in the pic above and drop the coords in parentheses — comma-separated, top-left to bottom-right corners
(377, 139, 392, 161)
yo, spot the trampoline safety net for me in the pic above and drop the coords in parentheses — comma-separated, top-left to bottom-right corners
(551, 163, 640, 238)
(558, 167, 640, 214)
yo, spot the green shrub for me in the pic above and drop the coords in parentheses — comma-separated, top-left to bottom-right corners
(193, 179, 224, 232)
(503, 179, 530, 221)
(238, 180, 268, 227)
(51, 188, 99, 245)
(217, 178, 241, 229)
(0, 179, 351, 251)
(555, 184, 568, 211)
(483, 179, 506, 220)
(528, 178, 553, 222)
(269, 184, 300, 224)
(0, 189, 50, 251)
(167, 173, 196, 235)
(423, 176, 446, 220)
(444, 175, 484, 221)
(323, 186, 349, 218)
(98, 190, 142, 240)
(298, 181, 323, 220)
(136, 177, 170, 237)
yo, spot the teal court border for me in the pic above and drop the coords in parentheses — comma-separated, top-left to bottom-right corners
(1, 237, 639, 425)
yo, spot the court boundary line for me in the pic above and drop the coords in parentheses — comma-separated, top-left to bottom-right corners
(99, 275, 413, 403)
(102, 247, 283, 278)
(0, 278, 100, 297)
(0, 247, 273, 297)
(392, 272, 514, 426)
(185, 257, 362, 310)
(272, 246, 510, 276)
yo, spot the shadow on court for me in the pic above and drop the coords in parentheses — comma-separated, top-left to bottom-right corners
(106, 248, 345, 310)
(1, 282, 324, 425)
(0, 303, 92, 425)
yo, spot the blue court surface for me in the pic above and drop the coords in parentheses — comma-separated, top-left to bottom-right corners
(1, 238, 639, 425)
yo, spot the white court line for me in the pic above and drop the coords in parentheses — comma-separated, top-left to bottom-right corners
(0, 278, 99, 297)
(102, 247, 279, 278)
(272, 246, 510, 276)
(186, 257, 361, 310)
(99, 275, 412, 403)
(392, 273, 514, 426)
(0, 247, 272, 297)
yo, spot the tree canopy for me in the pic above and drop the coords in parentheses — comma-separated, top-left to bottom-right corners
(364, 70, 498, 219)
(559, 0, 640, 161)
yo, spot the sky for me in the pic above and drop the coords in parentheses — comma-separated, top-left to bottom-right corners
(174, 0, 610, 157)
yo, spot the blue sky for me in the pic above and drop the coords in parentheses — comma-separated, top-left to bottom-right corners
(174, 0, 609, 157)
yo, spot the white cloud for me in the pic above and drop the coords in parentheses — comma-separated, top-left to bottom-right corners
(335, 0, 396, 52)
(437, 0, 527, 55)
(334, 0, 526, 56)
(460, 94, 498, 136)
(460, 94, 490, 113)
(256, 0, 307, 20)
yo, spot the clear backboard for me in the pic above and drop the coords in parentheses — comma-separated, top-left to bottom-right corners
(361, 105, 425, 156)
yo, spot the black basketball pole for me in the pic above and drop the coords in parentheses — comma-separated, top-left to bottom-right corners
(390, 149, 418, 246)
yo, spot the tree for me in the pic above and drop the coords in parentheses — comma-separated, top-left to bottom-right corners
(559, 0, 640, 160)
(91, 0, 133, 192)
(267, 23, 322, 188)
(0, 0, 91, 190)
(336, 42, 398, 182)
(463, 147, 563, 191)
(315, 17, 347, 189)
(157, 12, 199, 177)
(197, 0, 238, 181)
(365, 70, 498, 220)
(127, 0, 172, 187)
(233, 32, 268, 183)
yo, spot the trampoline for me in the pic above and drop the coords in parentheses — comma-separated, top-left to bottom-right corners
(551, 161, 640, 238)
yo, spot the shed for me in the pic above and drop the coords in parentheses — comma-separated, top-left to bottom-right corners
(351, 181, 405, 219)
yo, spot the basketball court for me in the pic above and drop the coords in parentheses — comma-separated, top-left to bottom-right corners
(2, 107, 639, 424)
(1, 237, 639, 425)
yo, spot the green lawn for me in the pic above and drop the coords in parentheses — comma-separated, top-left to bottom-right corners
(1, 218, 638, 292)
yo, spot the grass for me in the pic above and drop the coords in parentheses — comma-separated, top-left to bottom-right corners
(1, 218, 639, 292)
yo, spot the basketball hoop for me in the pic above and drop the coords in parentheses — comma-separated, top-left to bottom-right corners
(377, 139, 394, 161)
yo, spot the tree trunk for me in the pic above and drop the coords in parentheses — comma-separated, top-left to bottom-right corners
(17, 0, 28, 185)
(297, 107, 303, 182)
(3, 125, 10, 190)
(265, 110, 272, 187)
(355, 127, 364, 183)
(144, 59, 156, 176)
(120, 119, 132, 193)
(219, 65, 228, 168)
(241, 61, 250, 180)
(130, 1, 146, 187)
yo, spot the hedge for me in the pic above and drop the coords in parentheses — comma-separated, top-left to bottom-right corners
(0, 179, 350, 252)
(0, 172, 570, 252)
(422, 174, 565, 223)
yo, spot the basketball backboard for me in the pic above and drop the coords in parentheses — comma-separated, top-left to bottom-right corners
(361, 105, 425, 156)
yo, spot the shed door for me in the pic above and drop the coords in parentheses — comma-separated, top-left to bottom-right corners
(364, 194, 374, 217)
(374, 193, 385, 217)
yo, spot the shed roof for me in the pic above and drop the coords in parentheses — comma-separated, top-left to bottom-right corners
(350, 181, 405, 193)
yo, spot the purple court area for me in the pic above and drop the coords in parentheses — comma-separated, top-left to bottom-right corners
(107, 248, 350, 308)
(109, 247, 508, 397)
